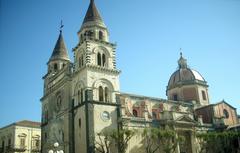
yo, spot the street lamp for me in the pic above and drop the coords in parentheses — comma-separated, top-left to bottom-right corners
(48, 142, 64, 153)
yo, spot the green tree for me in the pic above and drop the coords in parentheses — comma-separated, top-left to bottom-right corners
(94, 132, 111, 153)
(110, 129, 136, 153)
(158, 127, 184, 153)
(142, 128, 160, 153)
(142, 127, 184, 153)
(197, 131, 240, 153)
(94, 129, 136, 153)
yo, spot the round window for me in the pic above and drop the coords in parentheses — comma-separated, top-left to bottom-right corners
(223, 109, 229, 118)
(101, 111, 110, 121)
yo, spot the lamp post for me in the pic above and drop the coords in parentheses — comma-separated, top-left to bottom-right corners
(48, 142, 64, 153)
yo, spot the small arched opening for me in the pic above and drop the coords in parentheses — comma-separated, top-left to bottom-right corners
(99, 86, 104, 102)
(99, 31, 103, 40)
(133, 109, 138, 117)
(104, 87, 109, 102)
(97, 53, 101, 66)
(102, 54, 106, 67)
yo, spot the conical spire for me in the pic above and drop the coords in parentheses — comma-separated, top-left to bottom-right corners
(178, 52, 188, 69)
(49, 31, 70, 62)
(81, 0, 105, 28)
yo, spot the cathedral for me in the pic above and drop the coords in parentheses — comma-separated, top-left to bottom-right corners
(41, 1, 239, 153)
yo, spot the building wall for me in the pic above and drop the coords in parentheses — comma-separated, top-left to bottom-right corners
(195, 106, 214, 124)
(41, 80, 72, 153)
(167, 84, 209, 106)
(74, 106, 87, 153)
(0, 126, 14, 153)
(14, 126, 41, 153)
(0, 125, 41, 153)
(213, 103, 238, 126)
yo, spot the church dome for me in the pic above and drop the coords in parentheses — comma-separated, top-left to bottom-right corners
(167, 53, 207, 90)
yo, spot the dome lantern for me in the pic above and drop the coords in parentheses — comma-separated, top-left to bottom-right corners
(178, 52, 188, 69)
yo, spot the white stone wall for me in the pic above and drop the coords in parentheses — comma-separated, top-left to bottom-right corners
(74, 106, 87, 153)
(0, 125, 41, 153)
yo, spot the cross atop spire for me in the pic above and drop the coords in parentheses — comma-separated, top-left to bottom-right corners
(60, 20, 64, 33)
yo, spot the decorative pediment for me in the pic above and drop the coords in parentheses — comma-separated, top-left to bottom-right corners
(18, 133, 27, 137)
(175, 115, 196, 123)
(152, 103, 160, 108)
(133, 101, 141, 107)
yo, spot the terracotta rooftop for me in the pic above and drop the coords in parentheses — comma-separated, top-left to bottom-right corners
(15, 120, 41, 128)
(0, 120, 41, 130)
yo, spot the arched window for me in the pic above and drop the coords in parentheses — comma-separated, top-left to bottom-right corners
(79, 57, 81, 68)
(133, 109, 138, 117)
(81, 55, 84, 66)
(54, 63, 58, 71)
(81, 89, 83, 102)
(19, 137, 26, 147)
(104, 87, 109, 102)
(89, 31, 94, 39)
(80, 34, 83, 43)
(99, 31, 103, 40)
(99, 86, 104, 101)
(85, 31, 93, 39)
(97, 53, 101, 66)
(202, 90, 206, 100)
(35, 139, 40, 148)
(102, 54, 106, 67)
(78, 90, 81, 103)
(173, 94, 178, 101)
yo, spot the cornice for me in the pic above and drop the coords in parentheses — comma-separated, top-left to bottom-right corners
(73, 39, 116, 51)
(73, 64, 121, 77)
(167, 80, 209, 91)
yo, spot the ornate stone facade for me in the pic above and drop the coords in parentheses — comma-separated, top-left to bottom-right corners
(41, 1, 239, 153)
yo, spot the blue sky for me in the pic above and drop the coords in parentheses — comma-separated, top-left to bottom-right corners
(0, 0, 239, 127)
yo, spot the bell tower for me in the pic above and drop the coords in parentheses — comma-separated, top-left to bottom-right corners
(72, 0, 120, 153)
(41, 27, 72, 153)
(72, 0, 120, 102)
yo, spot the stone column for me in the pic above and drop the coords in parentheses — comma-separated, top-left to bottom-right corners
(191, 130, 197, 153)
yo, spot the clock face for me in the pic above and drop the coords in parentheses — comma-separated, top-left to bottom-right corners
(101, 111, 110, 121)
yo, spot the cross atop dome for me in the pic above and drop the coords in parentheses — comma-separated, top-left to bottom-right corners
(178, 51, 188, 69)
